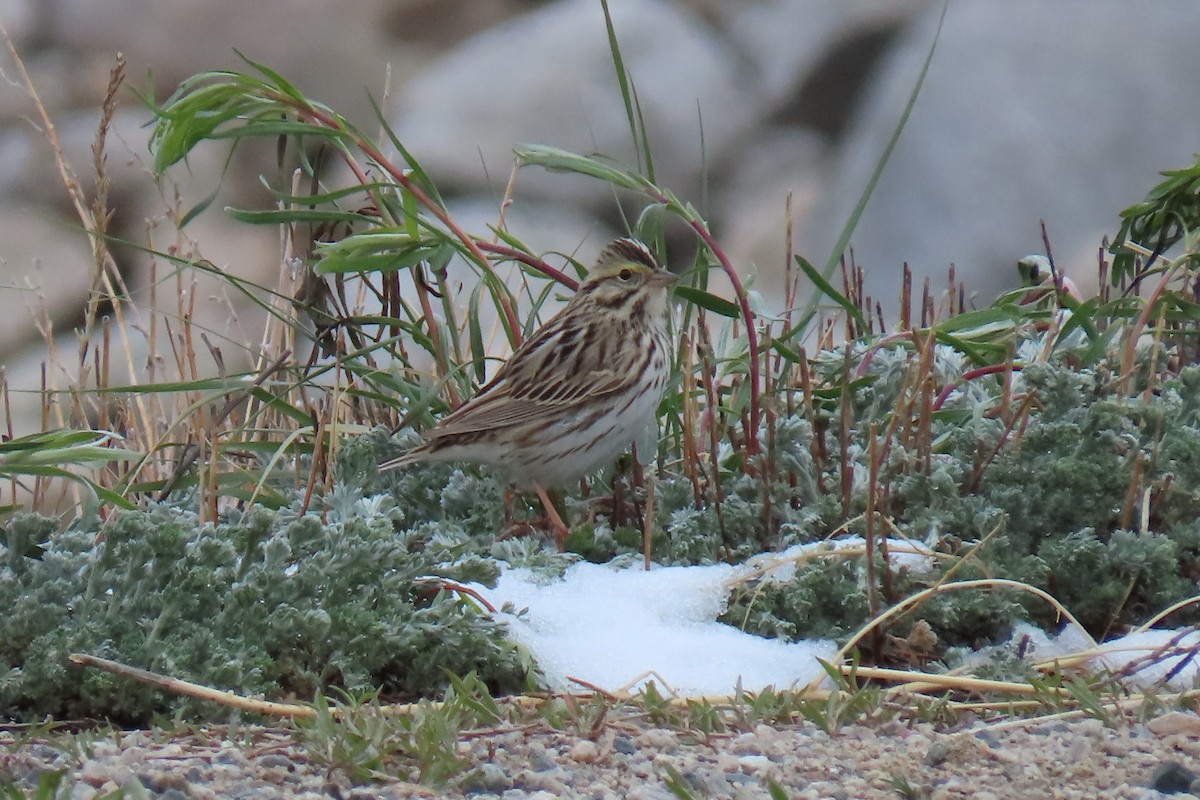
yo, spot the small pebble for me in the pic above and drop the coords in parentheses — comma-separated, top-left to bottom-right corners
(256, 754, 295, 770)
(924, 740, 950, 766)
(738, 755, 772, 771)
(612, 735, 636, 755)
(973, 729, 1003, 748)
(806, 781, 847, 800)
(519, 771, 569, 794)
(569, 740, 599, 763)
(1149, 712, 1200, 738)
(69, 784, 96, 800)
(1152, 761, 1198, 794)
(467, 763, 513, 793)
(1064, 735, 1092, 762)
(635, 729, 678, 752)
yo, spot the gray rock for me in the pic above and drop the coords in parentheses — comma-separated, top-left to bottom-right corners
(255, 753, 295, 770)
(1152, 762, 1200, 796)
(713, 125, 826, 301)
(47, 0, 398, 127)
(0, 0, 37, 44)
(801, 0, 1200, 314)
(466, 762, 514, 793)
(703, 0, 932, 108)
(1152, 760, 1198, 794)
(612, 735, 637, 755)
(0, 207, 93, 355)
(923, 739, 950, 767)
(391, 0, 757, 206)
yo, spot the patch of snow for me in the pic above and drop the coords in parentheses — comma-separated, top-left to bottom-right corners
(473, 537, 932, 696)
(473, 537, 1196, 696)
(962, 622, 1200, 690)
(478, 560, 836, 695)
(1091, 628, 1200, 689)
(742, 537, 935, 584)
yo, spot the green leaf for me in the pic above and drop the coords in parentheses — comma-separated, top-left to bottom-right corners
(225, 207, 378, 226)
(674, 286, 740, 317)
(600, 0, 654, 181)
(467, 282, 487, 384)
(514, 144, 647, 191)
(793, 254, 867, 334)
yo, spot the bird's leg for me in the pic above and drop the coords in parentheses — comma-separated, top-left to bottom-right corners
(534, 482, 570, 552)
(502, 484, 516, 528)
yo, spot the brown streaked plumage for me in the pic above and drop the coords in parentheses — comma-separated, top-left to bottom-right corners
(380, 238, 676, 547)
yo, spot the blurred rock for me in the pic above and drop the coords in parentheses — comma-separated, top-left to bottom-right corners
(798, 0, 1200, 314)
(712, 125, 825, 301)
(47, 0, 398, 122)
(381, 0, 545, 50)
(0, 49, 75, 122)
(0, 206, 93, 353)
(700, 0, 932, 109)
(0, 108, 167, 212)
(391, 0, 757, 205)
(0, 0, 37, 43)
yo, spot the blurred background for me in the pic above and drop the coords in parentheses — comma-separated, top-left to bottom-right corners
(2, 0, 1199, 429)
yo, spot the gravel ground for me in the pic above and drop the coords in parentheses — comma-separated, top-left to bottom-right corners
(6, 713, 1200, 799)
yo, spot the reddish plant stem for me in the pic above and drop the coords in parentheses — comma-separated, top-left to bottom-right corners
(965, 392, 1037, 494)
(933, 363, 1025, 411)
(475, 241, 579, 291)
(416, 579, 497, 613)
(838, 352, 853, 519)
(643, 193, 761, 455)
(284, 98, 525, 348)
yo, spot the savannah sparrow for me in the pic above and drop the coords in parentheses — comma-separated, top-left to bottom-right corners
(380, 237, 677, 549)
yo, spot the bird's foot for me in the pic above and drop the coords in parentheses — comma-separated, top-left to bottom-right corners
(499, 516, 570, 552)
(586, 494, 640, 525)
(532, 483, 571, 552)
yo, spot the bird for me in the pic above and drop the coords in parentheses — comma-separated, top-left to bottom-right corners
(380, 237, 678, 550)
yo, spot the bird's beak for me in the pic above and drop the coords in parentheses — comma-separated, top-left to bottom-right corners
(650, 271, 679, 287)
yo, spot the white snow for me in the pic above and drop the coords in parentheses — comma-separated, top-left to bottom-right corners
(479, 559, 836, 695)
(1091, 628, 1200, 688)
(472, 537, 931, 696)
(944, 620, 1200, 692)
(472, 537, 1200, 696)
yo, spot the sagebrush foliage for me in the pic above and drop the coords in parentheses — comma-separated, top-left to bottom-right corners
(7, 344, 1200, 720)
(721, 356, 1200, 647)
(0, 485, 533, 722)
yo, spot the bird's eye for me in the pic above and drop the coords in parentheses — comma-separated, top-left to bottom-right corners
(618, 268, 634, 282)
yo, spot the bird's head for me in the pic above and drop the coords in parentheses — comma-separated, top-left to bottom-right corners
(574, 238, 677, 320)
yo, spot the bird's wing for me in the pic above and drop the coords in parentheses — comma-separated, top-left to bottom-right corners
(425, 311, 638, 437)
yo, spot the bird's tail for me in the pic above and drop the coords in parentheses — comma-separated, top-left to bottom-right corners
(377, 446, 425, 472)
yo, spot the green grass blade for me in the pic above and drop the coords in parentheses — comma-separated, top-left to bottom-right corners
(797, 0, 949, 337)
(794, 254, 867, 333)
(599, 0, 653, 180)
